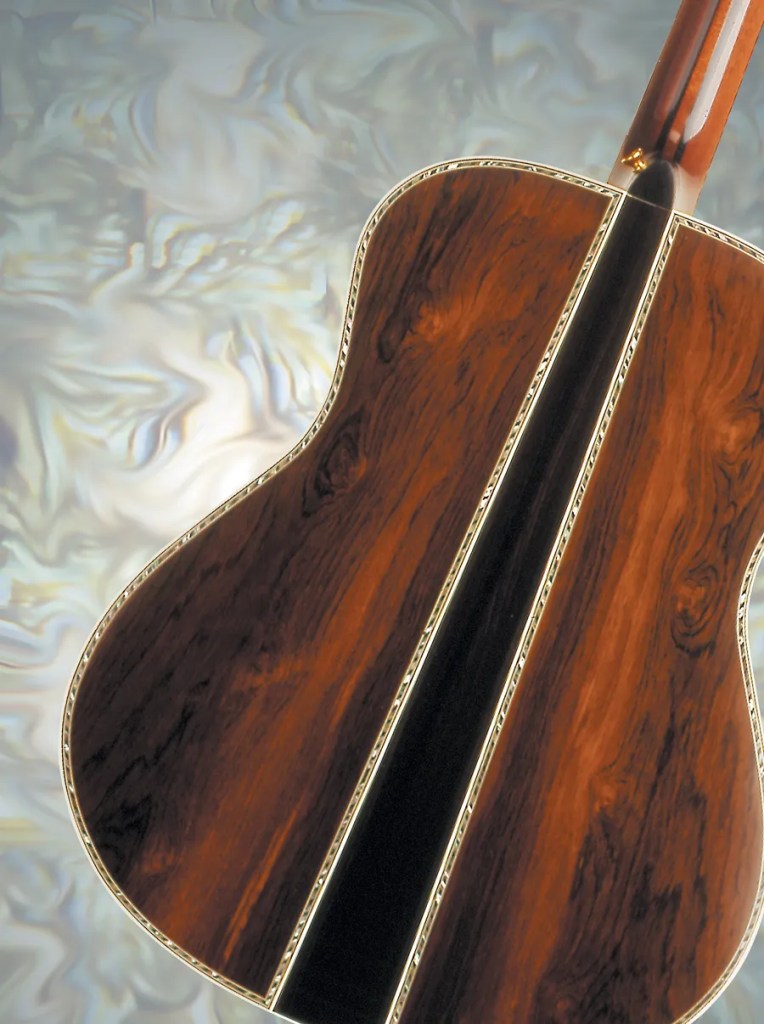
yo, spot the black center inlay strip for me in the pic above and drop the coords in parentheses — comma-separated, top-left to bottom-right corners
(276, 185, 672, 1024)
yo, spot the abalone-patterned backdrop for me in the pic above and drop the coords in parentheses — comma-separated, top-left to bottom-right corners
(2, 1, 764, 1022)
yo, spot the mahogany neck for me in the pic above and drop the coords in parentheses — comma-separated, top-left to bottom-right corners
(609, 0, 764, 213)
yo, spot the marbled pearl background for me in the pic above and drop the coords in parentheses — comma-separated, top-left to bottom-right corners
(2, 1, 764, 1022)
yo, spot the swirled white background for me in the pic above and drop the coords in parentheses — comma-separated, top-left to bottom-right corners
(2, 1, 764, 1021)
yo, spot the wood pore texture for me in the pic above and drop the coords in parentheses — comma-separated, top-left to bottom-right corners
(401, 224, 764, 1023)
(67, 166, 610, 996)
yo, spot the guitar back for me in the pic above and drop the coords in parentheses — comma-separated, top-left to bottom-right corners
(398, 213, 764, 1024)
(63, 162, 764, 1023)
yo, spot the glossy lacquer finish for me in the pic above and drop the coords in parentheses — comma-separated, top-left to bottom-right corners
(277, 182, 672, 1024)
(609, 0, 764, 212)
(65, 166, 611, 999)
(401, 224, 764, 1023)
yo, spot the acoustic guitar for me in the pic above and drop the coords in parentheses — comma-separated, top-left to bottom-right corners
(62, 1, 764, 1021)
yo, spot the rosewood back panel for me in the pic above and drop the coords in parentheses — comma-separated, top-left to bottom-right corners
(65, 165, 612, 1000)
(400, 223, 764, 1024)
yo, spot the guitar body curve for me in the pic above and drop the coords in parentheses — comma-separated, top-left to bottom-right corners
(62, 160, 764, 1024)
(64, 161, 613, 1001)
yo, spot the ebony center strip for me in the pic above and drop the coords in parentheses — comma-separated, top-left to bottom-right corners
(277, 186, 672, 1024)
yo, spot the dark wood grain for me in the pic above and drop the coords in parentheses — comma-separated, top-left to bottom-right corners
(67, 165, 610, 997)
(401, 223, 764, 1024)
(276, 188, 671, 1024)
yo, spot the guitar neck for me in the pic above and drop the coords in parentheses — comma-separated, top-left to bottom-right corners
(609, 0, 764, 213)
